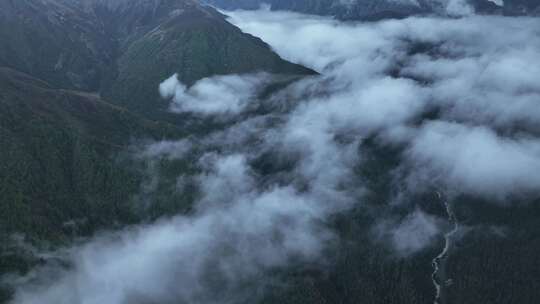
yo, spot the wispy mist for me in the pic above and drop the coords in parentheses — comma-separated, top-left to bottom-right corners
(160, 73, 271, 115)
(226, 9, 540, 200)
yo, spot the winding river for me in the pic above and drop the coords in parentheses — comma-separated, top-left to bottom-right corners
(431, 192, 459, 304)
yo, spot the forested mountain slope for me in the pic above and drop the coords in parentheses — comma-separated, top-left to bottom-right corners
(0, 66, 183, 303)
(0, 2, 314, 299)
(0, 67, 174, 242)
(0, 0, 314, 116)
(0, 0, 312, 264)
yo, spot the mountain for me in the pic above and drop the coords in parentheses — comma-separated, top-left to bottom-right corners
(0, 0, 314, 263)
(0, 66, 174, 301)
(0, 0, 314, 117)
(206, 0, 432, 20)
(0, 2, 315, 297)
(0, 67, 178, 242)
(205, 0, 539, 19)
(0, 0, 115, 91)
(1, 1, 539, 303)
(93, 0, 315, 114)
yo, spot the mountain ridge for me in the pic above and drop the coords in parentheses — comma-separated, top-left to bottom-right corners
(205, 0, 539, 19)
(0, 0, 315, 118)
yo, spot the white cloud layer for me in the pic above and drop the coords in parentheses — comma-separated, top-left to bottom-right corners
(407, 121, 540, 199)
(9, 155, 336, 304)
(160, 73, 270, 115)
(226, 10, 540, 199)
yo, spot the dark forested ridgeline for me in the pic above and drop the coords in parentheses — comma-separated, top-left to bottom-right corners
(0, 0, 314, 117)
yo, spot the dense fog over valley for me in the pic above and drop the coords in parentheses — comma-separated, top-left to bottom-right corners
(226, 10, 540, 199)
(1, 1, 540, 304)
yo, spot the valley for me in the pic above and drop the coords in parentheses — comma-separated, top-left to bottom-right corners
(1, 1, 539, 304)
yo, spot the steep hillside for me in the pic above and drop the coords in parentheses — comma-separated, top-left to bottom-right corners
(93, 0, 315, 114)
(0, 67, 175, 245)
(0, 0, 115, 91)
(0, 0, 315, 277)
(0, 3, 315, 297)
(0, 0, 314, 117)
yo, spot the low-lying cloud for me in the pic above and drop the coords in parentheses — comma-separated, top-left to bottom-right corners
(407, 121, 540, 199)
(8, 155, 336, 304)
(226, 9, 540, 200)
(375, 209, 442, 257)
(160, 73, 270, 115)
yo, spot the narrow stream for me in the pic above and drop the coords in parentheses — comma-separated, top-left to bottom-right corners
(431, 191, 459, 304)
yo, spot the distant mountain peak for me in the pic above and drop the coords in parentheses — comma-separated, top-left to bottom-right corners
(205, 0, 538, 18)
